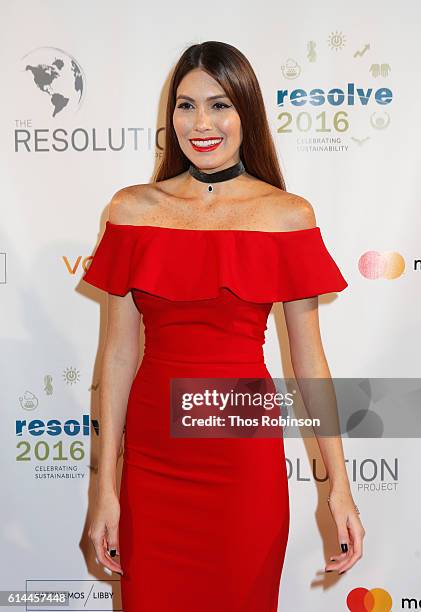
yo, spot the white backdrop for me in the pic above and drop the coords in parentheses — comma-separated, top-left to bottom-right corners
(2, 1, 421, 610)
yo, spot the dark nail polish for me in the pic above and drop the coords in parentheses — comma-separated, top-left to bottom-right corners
(109, 549, 116, 557)
(341, 543, 348, 553)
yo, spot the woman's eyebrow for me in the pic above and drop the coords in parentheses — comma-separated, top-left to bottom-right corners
(176, 94, 229, 102)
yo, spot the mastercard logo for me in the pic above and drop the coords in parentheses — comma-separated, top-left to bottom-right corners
(358, 251, 405, 279)
(347, 587, 392, 611)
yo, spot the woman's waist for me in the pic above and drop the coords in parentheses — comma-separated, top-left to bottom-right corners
(135, 352, 272, 381)
(142, 330, 266, 365)
(141, 348, 266, 367)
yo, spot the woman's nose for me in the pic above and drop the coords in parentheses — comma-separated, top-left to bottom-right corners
(194, 107, 212, 130)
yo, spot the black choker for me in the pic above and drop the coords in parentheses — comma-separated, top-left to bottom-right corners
(188, 160, 245, 192)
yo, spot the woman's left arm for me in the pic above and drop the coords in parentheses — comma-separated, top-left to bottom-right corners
(283, 296, 366, 575)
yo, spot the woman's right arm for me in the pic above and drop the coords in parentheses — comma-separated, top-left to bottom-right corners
(88, 290, 141, 576)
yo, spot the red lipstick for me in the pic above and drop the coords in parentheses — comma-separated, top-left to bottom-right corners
(189, 137, 223, 152)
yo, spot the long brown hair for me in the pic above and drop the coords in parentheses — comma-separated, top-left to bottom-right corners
(153, 40, 286, 191)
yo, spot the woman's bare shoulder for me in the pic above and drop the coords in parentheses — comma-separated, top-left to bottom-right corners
(107, 183, 162, 225)
(263, 186, 317, 231)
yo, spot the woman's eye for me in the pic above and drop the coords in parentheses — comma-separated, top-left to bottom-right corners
(177, 102, 193, 109)
(213, 102, 231, 110)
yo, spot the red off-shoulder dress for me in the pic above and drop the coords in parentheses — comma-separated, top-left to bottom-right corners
(83, 221, 348, 612)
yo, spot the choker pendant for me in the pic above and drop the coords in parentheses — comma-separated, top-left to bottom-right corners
(188, 160, 245, 192)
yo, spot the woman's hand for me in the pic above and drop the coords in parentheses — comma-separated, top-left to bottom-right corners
(88, 490, 123, 576)
(324, 488, 365, 575)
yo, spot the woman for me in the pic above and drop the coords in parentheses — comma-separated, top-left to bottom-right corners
(84, 40, 365, 611)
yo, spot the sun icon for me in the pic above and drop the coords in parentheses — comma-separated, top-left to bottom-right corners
(327, 30, 346, 51)
(63, 366, 80, 385)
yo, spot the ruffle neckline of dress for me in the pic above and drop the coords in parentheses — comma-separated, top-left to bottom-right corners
(82, 221, 349, 302)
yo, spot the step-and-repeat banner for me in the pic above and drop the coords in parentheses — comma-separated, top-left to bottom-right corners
(2, 1, 420, 610)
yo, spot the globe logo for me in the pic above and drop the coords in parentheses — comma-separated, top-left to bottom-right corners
(20, 46, 85, 117)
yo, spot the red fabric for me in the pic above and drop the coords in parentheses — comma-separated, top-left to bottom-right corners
(83, 221, 348, 302)
(82, 222, 348, 611)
